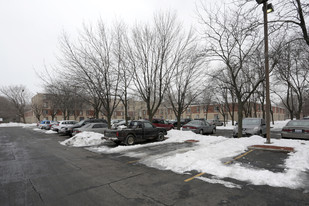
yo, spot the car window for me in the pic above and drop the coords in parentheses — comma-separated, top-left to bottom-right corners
(243, 119, 260, 125)
(144, 122, 154, 128)
(152, 119, 159, 123)
(287, 121, 309, 127)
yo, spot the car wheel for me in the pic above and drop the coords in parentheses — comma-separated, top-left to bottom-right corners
(212, 128, 216, 134)
(157, 132, 164, 141)
(199, 129, 204, 135)
(125, 135, 135, 146)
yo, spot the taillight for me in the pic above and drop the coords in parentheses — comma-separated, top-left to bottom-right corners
(189, 126, 197, 129)
(282, 129, 293, 132)
(116, 132, 119, 137)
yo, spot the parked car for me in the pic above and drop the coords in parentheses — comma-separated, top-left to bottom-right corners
(38, 120, 51, 129)
(152, 119, 174, 130)
(112, 120, 131, 129)
(72, 123, 108, 136)
(51, 120, 78, 133)
(111, 119, 124, 125)
(182, 119, 216, 135)
(173, 118, 192, 128)
(104, 120, 167, 145)
(233, 118, 266, 138)
(281, 120, 309, 140)
(45, 121, 59, 130)
(60, 119, 107, 136)
(207, 119, 224, 126)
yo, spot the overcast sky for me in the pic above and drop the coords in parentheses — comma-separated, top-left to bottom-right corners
(0, 0, 203, 94)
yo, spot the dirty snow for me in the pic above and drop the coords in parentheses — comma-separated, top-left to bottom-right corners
(58, 121, 309, 190)
(60, 132, 105, 147)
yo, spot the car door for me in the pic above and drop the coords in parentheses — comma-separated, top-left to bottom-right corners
(92, 123, 108, 134)
(144, 122, 156, 139)
(204, 121, 212, 133)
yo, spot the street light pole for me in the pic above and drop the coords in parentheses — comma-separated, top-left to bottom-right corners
(256, 0, 273, 144)
(262, 1, 271, 144)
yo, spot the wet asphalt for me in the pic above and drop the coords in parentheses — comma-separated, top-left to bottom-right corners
(1, 127, 309, 206)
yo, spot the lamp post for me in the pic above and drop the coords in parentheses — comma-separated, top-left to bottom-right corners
(256, 0, 274, 144)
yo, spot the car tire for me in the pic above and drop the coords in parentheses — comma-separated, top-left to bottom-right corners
(157, 132, 164, 141)
(199, 129, 204, 135)
(212, 128, 216, 134)
(125, 135, 135, 146)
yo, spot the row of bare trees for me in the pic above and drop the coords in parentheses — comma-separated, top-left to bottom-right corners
(40, 12, 205, 128)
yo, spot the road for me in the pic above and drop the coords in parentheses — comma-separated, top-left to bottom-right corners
(1, 127, 308, 206)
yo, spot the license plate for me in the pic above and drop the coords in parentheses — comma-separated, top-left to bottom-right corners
(295, 129, 302, 133)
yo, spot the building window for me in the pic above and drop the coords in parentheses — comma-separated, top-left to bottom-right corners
(79, 111, 83, 115)
(43, 102, 48, 108)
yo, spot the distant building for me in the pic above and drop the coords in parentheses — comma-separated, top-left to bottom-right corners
(25, 93, 286, 123)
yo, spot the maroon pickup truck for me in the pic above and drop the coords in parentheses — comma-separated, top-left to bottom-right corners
(104, 120, 167, 145)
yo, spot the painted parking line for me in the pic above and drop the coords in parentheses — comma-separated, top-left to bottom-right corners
(184, 172, 206, 182)
(184, 149, 255, 182)
(224, 149, 255, 165)
(127, 160, 139, 164)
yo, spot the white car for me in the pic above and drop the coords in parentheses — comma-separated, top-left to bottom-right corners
(52, 120, 78, 133)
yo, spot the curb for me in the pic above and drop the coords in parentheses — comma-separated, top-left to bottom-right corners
(248, 145, 294, 153)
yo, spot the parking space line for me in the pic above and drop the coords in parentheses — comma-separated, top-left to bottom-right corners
(127, 160, 139, 164)
(184, 172, 205, 182)
(184, 149, 255, 182)
(224, 149, 254, 165)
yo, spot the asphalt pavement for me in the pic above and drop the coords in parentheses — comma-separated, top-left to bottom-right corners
(1, 127, 309, 206)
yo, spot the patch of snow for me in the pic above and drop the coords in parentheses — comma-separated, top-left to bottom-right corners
(197, 176, 242, 189)
(0, 122, 36, 127)
(45, 130, 57, 134)
(59, 121, 309, 190)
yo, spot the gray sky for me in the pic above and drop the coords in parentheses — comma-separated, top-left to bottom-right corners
(0, 0, 199, 94)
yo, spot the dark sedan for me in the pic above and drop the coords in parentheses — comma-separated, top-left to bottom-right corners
(182, 120, 216, 135)
(281, 120, 309, 140)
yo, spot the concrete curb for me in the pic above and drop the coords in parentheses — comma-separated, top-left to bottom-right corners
(248, 145, 294, 153)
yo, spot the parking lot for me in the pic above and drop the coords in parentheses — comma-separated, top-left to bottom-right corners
(1, 126, 309, 205)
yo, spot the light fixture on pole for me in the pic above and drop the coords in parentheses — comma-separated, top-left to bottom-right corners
(256, 0, 274, 144)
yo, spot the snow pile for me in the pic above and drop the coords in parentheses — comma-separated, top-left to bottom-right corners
(60, 132, 105, 147)
(0, 122, 36, 127)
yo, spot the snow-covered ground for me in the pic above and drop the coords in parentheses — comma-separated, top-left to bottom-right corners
(217, 119, 290, 131)
(0, 122, 36, 127)
(58, 120, 309, 191)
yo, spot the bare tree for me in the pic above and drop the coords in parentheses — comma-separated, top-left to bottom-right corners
(0, 85, 30, 123)
(273, 38, 309, 119)
(59, 20, 123, 127)
(198, 4, 266, 137)
(273, 0, 309, 46)
(0, 96, 18, 122)
(166, 31, 205, 129)
(31, 101, 43, 121)
(126, 12, 197, 122)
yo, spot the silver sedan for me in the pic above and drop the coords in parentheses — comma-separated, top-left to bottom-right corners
(182, 120, 216, 135)
(281, 120, 309, 140)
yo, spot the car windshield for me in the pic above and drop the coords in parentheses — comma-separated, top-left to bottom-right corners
(287, 121, 309, 127)
(242, 119, 260, 125)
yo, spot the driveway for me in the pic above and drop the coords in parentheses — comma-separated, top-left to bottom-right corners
(1, 127, 309, 206)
